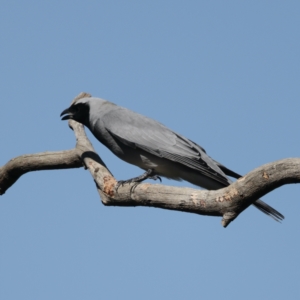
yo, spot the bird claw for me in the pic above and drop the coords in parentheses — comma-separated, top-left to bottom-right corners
(116, 179, 130, 188)
(115, 180, 127, 191)
(115, 169, 162, 192)
(148, 175, 162, 182)
(115, 179, 139, 192)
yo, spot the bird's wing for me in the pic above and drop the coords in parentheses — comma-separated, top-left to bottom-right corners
(102, 108, 231, 186)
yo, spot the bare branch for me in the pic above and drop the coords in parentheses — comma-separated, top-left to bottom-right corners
(0, 150, 82, 195)
(88, 152, 300, 227)
(1, 92, 299, 227)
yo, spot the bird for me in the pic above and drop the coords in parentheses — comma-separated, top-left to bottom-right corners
(61, 97, 284, 222)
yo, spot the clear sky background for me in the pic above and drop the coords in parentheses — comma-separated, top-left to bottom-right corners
(1, 1, 300, 299)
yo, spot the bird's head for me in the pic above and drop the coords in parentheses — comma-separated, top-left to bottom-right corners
(60, 98, 91, 126)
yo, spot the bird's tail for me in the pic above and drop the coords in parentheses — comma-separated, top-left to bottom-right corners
(251, 199, 284, 222)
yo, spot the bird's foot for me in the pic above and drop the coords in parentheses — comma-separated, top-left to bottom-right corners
(116, 169, 161, 191)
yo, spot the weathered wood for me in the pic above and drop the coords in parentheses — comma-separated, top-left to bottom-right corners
(0, 150, 83, 195)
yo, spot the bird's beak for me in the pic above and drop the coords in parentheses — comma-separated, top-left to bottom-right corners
(60, 107, 72, 120)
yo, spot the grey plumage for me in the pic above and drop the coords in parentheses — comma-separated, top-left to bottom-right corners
(61, 97, 284, 221)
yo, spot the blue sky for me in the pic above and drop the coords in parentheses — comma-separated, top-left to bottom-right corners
(1, 1, 300, 299)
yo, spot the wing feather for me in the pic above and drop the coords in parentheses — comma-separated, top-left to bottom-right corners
(102, 107, 230, 186)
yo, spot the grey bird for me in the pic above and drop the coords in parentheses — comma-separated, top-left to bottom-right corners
(61, 97, 284, 221)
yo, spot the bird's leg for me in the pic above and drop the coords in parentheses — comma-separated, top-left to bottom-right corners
(116, 169, 162, 190)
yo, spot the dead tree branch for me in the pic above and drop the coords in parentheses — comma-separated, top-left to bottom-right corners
(1, 93, 299, 227)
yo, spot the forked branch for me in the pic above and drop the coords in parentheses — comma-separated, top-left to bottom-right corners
(1, 93, 299, 227)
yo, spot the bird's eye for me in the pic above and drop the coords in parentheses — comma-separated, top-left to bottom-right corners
(72, 105, 80, 113)
(73, 103, 85, 112)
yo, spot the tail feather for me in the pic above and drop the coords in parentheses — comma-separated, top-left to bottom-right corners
(253, 199, 284, 222)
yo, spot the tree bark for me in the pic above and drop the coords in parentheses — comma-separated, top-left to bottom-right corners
(1, 93, 299, 227)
